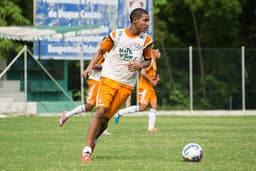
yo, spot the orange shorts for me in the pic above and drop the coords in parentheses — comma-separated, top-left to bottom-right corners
(137, 87, 157, 106)
(96, 77, 134, 119)
(85, 79, 100, 106)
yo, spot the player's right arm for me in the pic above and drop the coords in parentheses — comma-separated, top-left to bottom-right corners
(82, 50, 104, 78)
(140, 67, 159, 86)
(82, 34, 114, 78)
(92, 56, 105, 70)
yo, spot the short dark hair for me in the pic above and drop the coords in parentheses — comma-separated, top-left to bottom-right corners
(129, 8, 148, 23)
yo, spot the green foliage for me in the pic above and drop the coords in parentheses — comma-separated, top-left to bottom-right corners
(204, 75, 229, 107)
(154, 0, 242, 47)
(153, 0, 256, 109)
(0, 115, 256, 170)
(184, 0, 204, 11)
(169, 89, 189, 109)
(0, 1, 30, 25)
(0, 0, 31, 59)
(153, 0, 168, 15)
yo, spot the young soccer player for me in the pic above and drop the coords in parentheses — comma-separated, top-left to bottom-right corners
(114, 49, 161, 132)
(80, 8, 153, 162)
(58, 56, 111, 135)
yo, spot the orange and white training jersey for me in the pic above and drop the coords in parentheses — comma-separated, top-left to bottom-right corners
(88, 56, 105, 81)
(100, 28, 153, 87)
(139, 59, 157, 89)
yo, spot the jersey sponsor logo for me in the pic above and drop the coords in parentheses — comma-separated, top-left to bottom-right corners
(119, 48, 133, 61)
(133, 42, 143, 51)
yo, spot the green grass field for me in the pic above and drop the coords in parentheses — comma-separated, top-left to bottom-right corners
(0, 114, 255, 171)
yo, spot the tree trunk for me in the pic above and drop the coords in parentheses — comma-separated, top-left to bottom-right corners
(160, 38, 176, 90)
(191, 9, 206, 98)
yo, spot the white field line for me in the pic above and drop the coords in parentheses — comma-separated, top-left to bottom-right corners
(1, 110, 256, 118)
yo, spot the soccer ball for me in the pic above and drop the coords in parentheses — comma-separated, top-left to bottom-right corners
(182, 143, 203, 162)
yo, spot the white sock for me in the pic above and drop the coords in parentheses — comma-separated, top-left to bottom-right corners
(82, 146, 92, 154)
(148, 109, 157, 129)
(82, 139, 99, 154)
(66, 104, 85, 118)
(118, 105, 139, 117)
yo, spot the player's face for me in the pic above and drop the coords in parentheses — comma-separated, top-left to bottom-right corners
(153, 49, 161, 59)
(135, 13, 150, 33)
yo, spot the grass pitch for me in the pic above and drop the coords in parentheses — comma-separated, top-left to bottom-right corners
(0, 114, 255, 171)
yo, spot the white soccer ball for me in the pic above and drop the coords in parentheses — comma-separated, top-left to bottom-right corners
(182, 143, 203, 162)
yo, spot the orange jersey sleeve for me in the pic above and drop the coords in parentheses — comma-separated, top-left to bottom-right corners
(100, 31, 116, 52)
(143, 35, 153, 60)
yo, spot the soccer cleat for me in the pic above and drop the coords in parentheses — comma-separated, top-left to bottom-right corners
(102, 130, 111, 135)
(114, 113, 120, 124)
(58, 111, 68, 127)
(147, 128, 158, 132)
(81, 153, 91, 162)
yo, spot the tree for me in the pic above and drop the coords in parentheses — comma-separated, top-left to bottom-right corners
(0, 0, 31, 59)
(153, 0, 248, 109)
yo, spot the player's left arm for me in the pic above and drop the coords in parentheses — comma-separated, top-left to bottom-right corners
(128, 60, 150, 72)
(128, 41, 153, 72)
(140, 35, 153, 69)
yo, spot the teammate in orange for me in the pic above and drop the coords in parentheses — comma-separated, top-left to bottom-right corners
(114, 49, 161, 132)
(58, 56, 111, 135)
(80, 8, 153, 162)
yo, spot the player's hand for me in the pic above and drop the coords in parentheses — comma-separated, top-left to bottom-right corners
(128, 62, 140, 72)
(151, 80, 157, 86)
(152, 75, 160, 86)
(155, 74, 160, 82)
(82, 68, 92, 78)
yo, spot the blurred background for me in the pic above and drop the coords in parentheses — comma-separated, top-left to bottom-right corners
(0, 0, 256, 114)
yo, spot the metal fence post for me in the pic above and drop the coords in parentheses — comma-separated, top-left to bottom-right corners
(189, 46, 193, 111)
(24, 45, 27, 101)
(241, 46, 246, 111)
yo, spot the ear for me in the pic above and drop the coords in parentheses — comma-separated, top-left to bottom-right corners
(133, 17, 138, 24)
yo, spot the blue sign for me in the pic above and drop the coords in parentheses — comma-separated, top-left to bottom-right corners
(34, 0, 153, 60)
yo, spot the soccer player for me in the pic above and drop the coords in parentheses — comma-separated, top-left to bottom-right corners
(114, 49, 161, 132)
(58, 56, 111, 135)
(80, 8, 153, 162)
